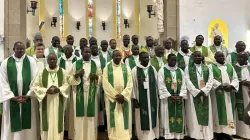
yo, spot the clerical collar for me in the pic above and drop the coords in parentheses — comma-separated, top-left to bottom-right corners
(236, 62, 250, 68)
(165, 64, 177, 71)
(33, 55, 45, 61)
(215, 62, 226, 66)
(91, 55, 99, 59)
(179, 50, 191, 56)
(194, 63, 202, 67)
(62, 54, 74, 61)
(101, 50, 107, 54)
(137, 63, 150, 69)
(12, 54, 26, 62)
(133, 55, 139, 59)
(46, 65, 59, 73)
(83, 60, 91, 63)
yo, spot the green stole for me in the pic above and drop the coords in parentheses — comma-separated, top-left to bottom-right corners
(233, 64, 250, 121)
(190, 46, 208, 57)
(128, 55, 137, 69)
(212, 63, 234, 125)
(150, 56, 167, 72)
(137, 66, 157, 130)
(7, 56, 32, 132)
(100, 50, 112, 62)
(164, 67, 184, 133)
(41, 67, 64, 133)
(48, 46, 62, 58)
(59, 56, 77, 69)
(188, 63, 209, 126)
(176, 53, 186, 71)
(230, 52, 250, 64)
(107, 62, 129, 129)
(99, 55, 106, 111)
(75, 60, 97, 117)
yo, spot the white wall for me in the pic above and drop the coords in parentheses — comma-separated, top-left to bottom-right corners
(25, 0, 159, 47)
(26, 0, 39, 41)
(96, 0, 113, 45)
(68, 0, 86, 46)
(139, 0, 158, 46)
(180, 0, 250, 51)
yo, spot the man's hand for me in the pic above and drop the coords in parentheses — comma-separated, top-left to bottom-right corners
(169, 96, 177, 102)
(240, 80, 247, 86)
(89, 73, 98, 80)
(46, 86, 55, 94)
(224, 85, 234, 92)
(74, 69, 85, 78)
(11, 96, 23, 103)
(199, 90, 206, 96)
(51, 85, 60, 94)
(20, 96, 30, 103)
(115, 94, 125, 104)
(174, 96, 183, 102)
(133, 99, 140, 108)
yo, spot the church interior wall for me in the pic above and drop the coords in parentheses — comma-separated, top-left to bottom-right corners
(179, 0, 250, 51)
(26, 0, 158, 47)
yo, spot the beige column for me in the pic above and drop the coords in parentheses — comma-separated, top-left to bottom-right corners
(160, 0, 179, 50)
(4, 0, 27, 58)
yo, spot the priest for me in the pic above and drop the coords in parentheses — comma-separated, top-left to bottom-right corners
(119, 35, 132, 62)
(58, 45, 78, 136)
(131, 35, 142, 50)
(209, 35, 229, 57)
(150, 46, 167, 72)
(226, 41, 250, 64)
(44, 36, 63, 58)
(163, 38, 177, 57)
(102, 50, 133, 140)
(141, 36, 155, 57)
(66, 35, 81, 57)
(190, 35, 215, 64)
(79, 38, 88, 50)
(32, 53, 69, 140)
(125, 45, 139, 70)
(158, 53, 187, 139)
(99, 40, 112, 63)
(176, 39, 191, 70)
(25, 32, 43, 56)
(132, 51, 159, 140)
(68, 47, 102, 140)
(210, 51, 239, 139)
(233, 52, 250, 139)
(33, 42, 46, 71)
(185, 51, 214, 140)
(0, 41, 38, 140)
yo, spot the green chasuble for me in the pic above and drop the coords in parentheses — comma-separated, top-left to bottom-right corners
(212, 64, 234, 125)
(48, 46, 62, 58)
(75, 60, 97, 117)
(100, 50, 112, 62)
(7, 56, 32, 132)
(59, 57, 77, 69)
(137, 66, 157, 130)
(188, 63, 209, 126)
(99, 55, 106, 111)
(233, 64, 250, 121)
(190, 46, 208, 57)
(164, 68, 184, 133)
(107, 62, 129, 129)
(41, 67, 64, 133)
(176, 53, 186, 71)
(128, 56, 136, 69)
(150, 56, 167, 72)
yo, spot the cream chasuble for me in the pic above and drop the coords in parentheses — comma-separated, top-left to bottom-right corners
(131, 63, 159, 140)
(234, 63, 250, 139)
(0, 55, 39, 140)
(32, 66, 69, 140)
(33, 55, 46, 73)
(102, 61, 133, 140)
(158, 65, 187, 139)
(184, 64, 214, 140)
(210, 63, 239, 135)
(68, 60, 102, 140)
(191, 46, 215, 64)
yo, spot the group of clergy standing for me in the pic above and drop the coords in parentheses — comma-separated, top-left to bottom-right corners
(0, 32, 250, 140)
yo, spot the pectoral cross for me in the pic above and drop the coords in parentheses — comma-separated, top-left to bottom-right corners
(170, 117, 175, 123)
(176, 118, 182, 124)
(166, 77, 171, 83)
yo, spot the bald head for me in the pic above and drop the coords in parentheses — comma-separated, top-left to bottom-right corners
(155, 46, 165, 57)
(214, 51, 225, 64)
(237, 52, 249, 65)
(47, 53, 58, 69)
(123, 35, 130, 47)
